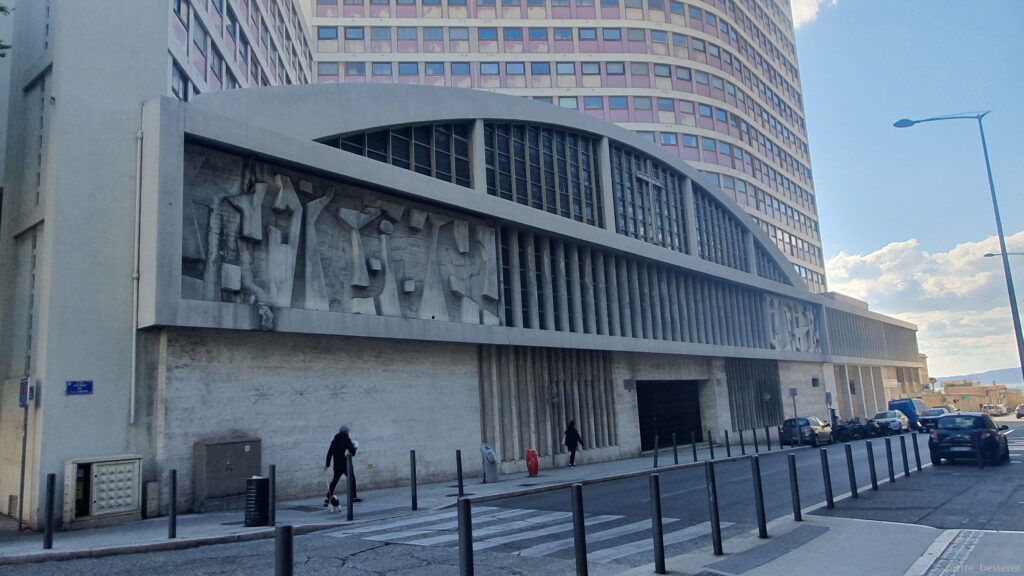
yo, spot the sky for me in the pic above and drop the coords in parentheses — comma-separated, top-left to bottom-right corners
(790, 0, 1024, 380)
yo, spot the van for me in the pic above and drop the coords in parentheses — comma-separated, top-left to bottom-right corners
(888, 398, 927, 430)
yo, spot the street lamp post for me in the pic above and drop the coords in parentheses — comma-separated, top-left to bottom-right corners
(894, 112, 1024, 385)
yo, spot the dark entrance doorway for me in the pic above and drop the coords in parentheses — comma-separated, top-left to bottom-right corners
(636, 380, 703, 451)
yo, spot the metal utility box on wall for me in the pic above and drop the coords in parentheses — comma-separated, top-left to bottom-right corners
(194, 439, 261, 512)
(63, 455, 143, 527)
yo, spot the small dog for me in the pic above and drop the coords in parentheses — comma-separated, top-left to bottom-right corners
(329, 495, 341, 513)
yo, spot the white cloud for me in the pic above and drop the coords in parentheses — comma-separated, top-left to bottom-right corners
(825, 231, 1024, 377)
(790, 0, 837, 29)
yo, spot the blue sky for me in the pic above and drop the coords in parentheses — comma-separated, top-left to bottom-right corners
(791, 0, 1024, 379)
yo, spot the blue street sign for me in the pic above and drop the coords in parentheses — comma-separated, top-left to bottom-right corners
(65, 380, 93, 396)
(19, 378, 31, 408)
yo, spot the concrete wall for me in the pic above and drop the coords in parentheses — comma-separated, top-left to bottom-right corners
(779, 361, 829, 421)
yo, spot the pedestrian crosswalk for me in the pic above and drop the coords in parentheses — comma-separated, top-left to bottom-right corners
(325, 506, 733, 564)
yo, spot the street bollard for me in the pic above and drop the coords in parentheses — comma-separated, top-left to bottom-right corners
(766, 426, 772, 451)
(347, 454, 355, 521)
(885, 438, 896, 483)
(739, 429, 746, 455)
(975, 435, 984, 469)
(43, 473, 55, 550)
(410, 450, 418, 511)
(845, 444, 858, 499)
(751, 456, 767, 538)
(913, 435, 922, 471)
(753, 427, 760, 454)
(820, 449, 834, 509)
(708, 430, 715, 460)
(900, 435, 911, 477)
(275, 525, 293, 576)
(571, 484, 589, 576)
(866, 441, 878, 490)
(457, 449, 465, 497)
(269, 464, 276, 527)
(788, 454, 802, 521)
(458, 498, 474, 576)
(649, 474, 666, 574)
(691, 430, 698, 462)
(672, 433, 678, 465)
(653, 435, 660, 468)
(705, 461, 723, 556)
(169, 469, 177, 539)
(724, 430, 731, 457)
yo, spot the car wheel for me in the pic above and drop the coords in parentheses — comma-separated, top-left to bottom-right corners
(811, 435, 819, 448)
(1002, 443, 1010, 464)
(930, 452, 941, 466)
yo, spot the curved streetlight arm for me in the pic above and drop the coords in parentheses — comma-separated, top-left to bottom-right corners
(893, 111, 990, 128)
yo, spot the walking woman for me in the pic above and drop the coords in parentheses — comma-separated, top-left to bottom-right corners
(563, 420, 584, 467)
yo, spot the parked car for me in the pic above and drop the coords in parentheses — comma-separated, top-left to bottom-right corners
(918, 407, 950, 432)
(928, 412, 1010, 466)
(995, 404, 1007, 416)
(983, 404, 998, 416)
(1017, 404, 1024, 419)
(937, 405, 959, 414)
(871, 410, 910, 434)
(779, 417, 833, 447)
(888, 398, 927, 430)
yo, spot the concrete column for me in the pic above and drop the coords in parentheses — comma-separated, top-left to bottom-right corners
(555, 240, 570, 332)
(599, 137, 616, 232)
(606, 253, 621, 336)
(873, 367, 886, 413)
(595, 251, 609, 335)
(472, 119, 488, 195)
(667, 271, 681, 341)
(508, 229, 523, 328)
(683, 177, 699, 256)
(569, 244, 584, 333)
(745, 230, 758, 275)
(658, 268, 672, 341)
(540, 237, 555, 331)
(525, 232, 539, 329)
(618, 257, 633, 338)
(583, 247, 597, 334)
(691, 277, 705, 344)
(861, 366, 877, 417)
(629, 260, 643, 338)
(641, 263, 657, 339)
(649, 266, 664, 340)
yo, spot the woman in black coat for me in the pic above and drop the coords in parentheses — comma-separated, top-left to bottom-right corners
(563, 420, 584, 467)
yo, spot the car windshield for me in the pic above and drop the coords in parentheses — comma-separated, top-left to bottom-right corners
(937, 416, 986, 430)
(872, 411, 895, 419)
(922, 409, 945, 416)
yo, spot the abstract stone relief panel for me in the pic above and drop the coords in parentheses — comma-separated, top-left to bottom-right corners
(764, 294, 820, 353)
(181, 143, 501, 328)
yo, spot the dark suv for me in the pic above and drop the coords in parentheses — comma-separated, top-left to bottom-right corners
(928, 412, 1010, 466)
(779, 417, 833, 447)
(917, 407, 950, 432)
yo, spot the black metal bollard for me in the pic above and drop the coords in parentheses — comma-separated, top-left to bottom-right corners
(269, 464, 276, 527)
(653, 435, 660, 468)
(753, 427, 760, 454)
(845, 444, 858, 499)
(169, 469, 177, 539)
(751, 456, 767, 538)
(410, 450, 418, 511)
(691, 430, 698, 462)
(347, 454, 355, 521)
(457, 449, 465, 497)
(708, 430, 715, 460)
(724, 430, 731, 457)
(458, 498, 474, 576)
(913, 435, 922, 471)
(766, 426, 772, 451)
(649, 474, 666, 574)
(571, 484, 589, 576)
(43, 473, 55, 550)
(672, 433, 678, 465)
(900, 435, 911, 477)
(975, 435, 984, 469)
(275, 525, 293, 576)
(788, 454, 802, 521)
(867, 441, 878, 490)
(885, 437, 896, 483)
(820, 449, 834, 509)
(705, 461, 723, 556)
(739, 429, 746, 455)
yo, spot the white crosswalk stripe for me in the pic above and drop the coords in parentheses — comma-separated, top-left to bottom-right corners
(401, 511, 573, 546)
(363, 508, 534, 542)
(587, 521, 727, 562)
(474, 514, 620, 550)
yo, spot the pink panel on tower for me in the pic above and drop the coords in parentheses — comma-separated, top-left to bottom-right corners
(527, 41, 547, 53)
(554, 40, 574, 53)
(674, 79, 693, 92)
(601, 41, 622, 53)
(372, 76, 394, 84)
(633, 110, 654, 123)
(398, 40, 418, 52)
(627, 41, 647, 54)
(584, 109, 604, 121)
(695, 83, 710, 97)
(370, 5, 390, 17)
(347, 76, 366, 83)
(552, 6, 571, 18)
(397, 5, 417, 17)
(576, 7, 595, 17)
(703, 150, 718, 163)
(209, 75, 223, 92)
(505, 41, 524, 53)
(479, 40, 498, 52)
(689, 20, 702, 33)
(371, 40, 392, 52)
(579, 40, 598, 52)
(698, 116, 713, 129)
(172, 20, 187, 46)
(209, 10, 223, 32)
(423, 40, 443, 53)
(683, 148, 700, 162)
(609, 110, 630, 122)
(238, 2, 248, 22)
(318, 75, 339, 84)
(192, 53, 207, 80)
(316, 5, 338, 17)
(344, 5, 364, 17)
(606, 75, 626, 88)
(631, 76, 651, 89)
(601, 7, 620, 18)
(399, 76, 420, 85)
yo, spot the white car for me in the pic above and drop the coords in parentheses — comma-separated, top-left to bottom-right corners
(871, 410, 910, 434)
(995, 404, 1007, 416)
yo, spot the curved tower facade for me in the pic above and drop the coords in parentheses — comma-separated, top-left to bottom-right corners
(305, 0, 825, 292)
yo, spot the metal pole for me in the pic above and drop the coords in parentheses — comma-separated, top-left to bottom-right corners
(820, 449, 834, 509)
(653, 434, 660, 468)
(913, 435, 922, 471)
(788, 454, 802, 521)
(43, 473, 55, 550)
(845, 444, 858, 499)
(691, 430, 697, 462)
(269, 464, 276, 527)
(672, 433, 678, 465)
(456, 449, 465, 497)
(169, 469, 177, 539)
(753, 427, 760, 454)
(751, 456, 767, 538)
(707, 430, 715, 460)
(275, 525, 293, 576)
(900, 435, 911, 477)
(346, 454, 354, 521)
(866, 441, 878, 490)
(724, 430, 731, 457)
(17, 400, 28, 531)
(766, 426, 772, 451)
(410, 450, 418, 511)
(458, 498, 474, 576)
(977, 115, 1024, 386)
(739, 429, 746, 455)
(705, 461, 723, 556)
(571, 484, 589, 576)
(885, 437, 895, 483)
(649, 474, 666, 574)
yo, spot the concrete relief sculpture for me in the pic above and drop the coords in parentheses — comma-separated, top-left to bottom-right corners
(180, 144, 501, 328)
(765, 295, 820, 353)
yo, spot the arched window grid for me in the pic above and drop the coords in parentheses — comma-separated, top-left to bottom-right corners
(332, 122, 472, 188)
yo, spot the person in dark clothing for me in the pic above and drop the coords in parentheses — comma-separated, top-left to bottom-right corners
(324, 425, 360, 504)
(563, 420, 584, 467)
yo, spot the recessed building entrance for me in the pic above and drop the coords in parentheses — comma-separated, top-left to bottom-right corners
(636, 380, 703, 451)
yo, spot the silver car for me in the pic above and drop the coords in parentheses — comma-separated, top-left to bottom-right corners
(871, 410, 910, 434)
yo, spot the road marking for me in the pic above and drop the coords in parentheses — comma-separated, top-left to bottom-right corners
(365, 508, 535, 541)
(401, 511, 573, 546)
(473, 514, 621, 550)
(588, 521, 731, 563)
(902, 529, 960, 576)
(519, 517, 672, 557)
(923, 530, 982, 576)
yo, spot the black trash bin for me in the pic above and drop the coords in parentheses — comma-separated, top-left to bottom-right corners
(245, 476, 270, 527)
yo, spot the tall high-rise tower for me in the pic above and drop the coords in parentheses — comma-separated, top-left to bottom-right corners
(303, 0, 825, 291)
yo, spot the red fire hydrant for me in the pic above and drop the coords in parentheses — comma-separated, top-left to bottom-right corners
(526, 449, 539, 477)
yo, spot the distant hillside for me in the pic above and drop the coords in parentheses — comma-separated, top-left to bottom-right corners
(935, 367, 1023, 388)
